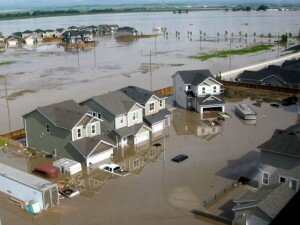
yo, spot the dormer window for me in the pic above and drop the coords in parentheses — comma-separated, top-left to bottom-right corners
(149, 103, 155, 111)
(132, 111, 138, 121)
(187, 85, 191, 90)
(46, 124, 50, 133)
(92, 112, 97, 117)
(77, 128, 82, 138)
(97, 113, 101, 119)
(91, 125, 96, 134)
(202, 87, 205, 94)
(213, 86, 217, 93)
(159, 100, 163, 107)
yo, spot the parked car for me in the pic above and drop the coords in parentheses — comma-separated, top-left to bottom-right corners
(99, 164, 130, 176)
(33, 163, 58, 179)
(171, 154, 188, 163)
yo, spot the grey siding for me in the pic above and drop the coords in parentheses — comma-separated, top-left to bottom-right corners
(23, 110, 85, 162)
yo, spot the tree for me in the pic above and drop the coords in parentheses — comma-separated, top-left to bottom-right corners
(288, 33, 293, 38)
(281, 33, 288, 43)
(257, 5, 269, 11)
(253, 32, 256, 37)
(268, 33, 272, 38)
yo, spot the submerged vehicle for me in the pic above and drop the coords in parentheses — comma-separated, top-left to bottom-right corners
(99, 164, 130, 176)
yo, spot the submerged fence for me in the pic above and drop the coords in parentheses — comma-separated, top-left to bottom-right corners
(154, 86, 173, 96)
(0, 128, 25, 140)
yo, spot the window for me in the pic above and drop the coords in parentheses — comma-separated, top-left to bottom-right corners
(97, 113, 101, 119)
(120, 115, 124, 124)
(149, 149, 155, 157)
(133, 159, 140, 168)
(202, 87, 205, 94)
(266, 82, 271, 86)
(279, 176, 287, 183)
(91, 125, 96, 134)
(92, 112, 97, 117)
(213, 86, 217, 93)
(289, 179, 298, 191)
(187, 85, 191, 90)
(149, 103, 155, 111)
(132, 111, 138, 120)
(46, 124, 50, 133)
(159, 100, 163, 107)
(262, 172, 269, 185)
(77, 128, 82, 138)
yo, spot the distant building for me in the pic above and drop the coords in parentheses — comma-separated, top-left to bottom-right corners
(258, 124, 300, 191)
(115, 27, 138, 37)
(232, 183, 296, 225)
(236, 59, 300, 89)
(172, 70, 225, 114)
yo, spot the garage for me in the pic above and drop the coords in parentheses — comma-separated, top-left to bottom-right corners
(152, 122, 164, 133)
(135, 131, 150, 144)
(87, 148, 113, 166)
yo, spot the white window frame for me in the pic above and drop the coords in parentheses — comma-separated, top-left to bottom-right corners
(133, 159, 140, 168)
(120, 115, 124, 124)
(202, 87, 205, 94)
(77, 128, 82, 138)
(92, 112, 97, 117)
(213, 86, 217, 93)
(132, 111, 138, 121)
(149, 102, 155, 111)
(289, 178, 298, 191)
(46, 124, 50, 133)
(91, 124, 96, 135)
(187, 85, 191, 90)
(278, 175, 287, 184)
(159, 100, 163, 107)
(262, 171, 269, 185)
(97, 113, 101, 119)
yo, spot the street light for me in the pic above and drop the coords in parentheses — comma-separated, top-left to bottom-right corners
(0, 74, 11, 132)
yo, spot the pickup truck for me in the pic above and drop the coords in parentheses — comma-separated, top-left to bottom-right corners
(99, 164, 130, 177)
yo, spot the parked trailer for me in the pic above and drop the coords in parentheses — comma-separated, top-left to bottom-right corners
(0, 163, 59, 212)
(235, 104, 257, 120)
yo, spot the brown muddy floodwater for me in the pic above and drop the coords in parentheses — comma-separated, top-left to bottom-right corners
(0, 98, 298, 225)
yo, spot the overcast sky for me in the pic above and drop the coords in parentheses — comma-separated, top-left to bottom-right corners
(0, 0, 298, 10)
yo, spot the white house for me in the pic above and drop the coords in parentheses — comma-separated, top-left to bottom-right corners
(172, 70, 225, 114)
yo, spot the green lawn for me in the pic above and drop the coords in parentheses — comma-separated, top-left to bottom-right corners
(0, 61, 16, 66)
(190, 44, 274, 61)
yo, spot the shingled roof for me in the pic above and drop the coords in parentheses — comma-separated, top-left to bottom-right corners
(258, 124, 300, 157)
(27, 100, 89, 130)
(197, 94, 225, 106)
(233, 184, 295, 219)
(119, 86, 163, 106)
(92, 90, 139, 117)
(173, 70, 215, 86)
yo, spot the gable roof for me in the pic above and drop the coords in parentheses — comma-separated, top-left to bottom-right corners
(233, 184, 295, 219)
(92, 90, 140, 117)
(197, 94, 225, 106)
(24, 100, 89, 130)
(144, 108, 172, 125)
(173, 70, 216, 86)
(258, 124, 300, 157)
(119, 86, 163, 106)
(70, 134, 115, 158)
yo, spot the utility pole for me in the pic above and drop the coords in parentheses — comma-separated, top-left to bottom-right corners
(77, 43, 80, 69)
(93, 42, 96, 67)
(3, 75, 11, 132)
(150, 50, 152, 91)
(277, 32, 280, 59)
(154, 35, 157, 55)
(229, 38, 232, 71)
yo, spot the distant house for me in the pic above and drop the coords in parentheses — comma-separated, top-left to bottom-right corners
(80, 90, 151, 148)
(34, 29, 45, 37)
(62, 31, 82, 44)
(24, 34, 36, 45)
(109, 24, 119, 33)
(258, 124, 300, 191)
(43, 29, 55, 38)
(119, 86, 172, 139)
(22, 30, 33, 38)
(172, 70, 225, 114)
(86, 25, 98, 33)
(6, 36, 19, 47)
(11, 32, 22, 38)
(68, 26, 78, 31)
(115, 27, 138, 37)
(0, 35, 4, 45)
(79, 30, 93, 42)
(232, 183, 295, 225)
(23, 100, 115, 166)
(236, 60, 300, 89)
(55, 28, 65, 38)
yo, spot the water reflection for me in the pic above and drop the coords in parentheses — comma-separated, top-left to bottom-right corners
(172, 108, 223, 141)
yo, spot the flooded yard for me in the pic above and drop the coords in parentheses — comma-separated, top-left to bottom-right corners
(0, 98, 297, 225)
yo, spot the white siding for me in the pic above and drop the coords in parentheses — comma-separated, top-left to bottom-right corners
(128, 108, 143, 126)
(115, 114, 128, 130)
(197, 78, 222, 97)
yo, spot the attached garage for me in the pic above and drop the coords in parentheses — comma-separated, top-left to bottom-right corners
(87, 148, 113, 165)
(135, 132, 149, 143)
(152, 122, 164, 133)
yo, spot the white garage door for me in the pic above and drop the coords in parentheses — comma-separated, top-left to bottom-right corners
(87, 149, 113, 165)
(135, 132, 149, 144)
(152, 122, 164, 133)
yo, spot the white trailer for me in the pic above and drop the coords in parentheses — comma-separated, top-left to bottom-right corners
(0, 163, 59, 212)
(53, 158, 82, 175)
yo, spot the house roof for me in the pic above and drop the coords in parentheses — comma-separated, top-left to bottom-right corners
(197, 94, 225, 106)
(238, 66, 300, 85)
(233, 184, 295, 219)
(117, 27, 136, 32)
(173, 70, 214, 86)
(26, 100, 89, 130)
(70, 134, 114, 158)
(258, 124, 300, 157)
(112, 123, 150, 138)
(92, 90, 139, 117)
(144, 108, 172, 125)
(119, 86, 163, 106)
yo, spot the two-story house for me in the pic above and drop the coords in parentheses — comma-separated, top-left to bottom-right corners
(80, 90, 151, 148)
(119, 86, 172, 139)
(257, 124, 300, 191)
(23, 100, 115, 167)
(172, 70, 225, 114)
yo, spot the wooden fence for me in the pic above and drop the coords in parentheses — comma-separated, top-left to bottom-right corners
(221, 80, 300, 94)
(0, 128, 25, 140)
(154, 86, 173, 96)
